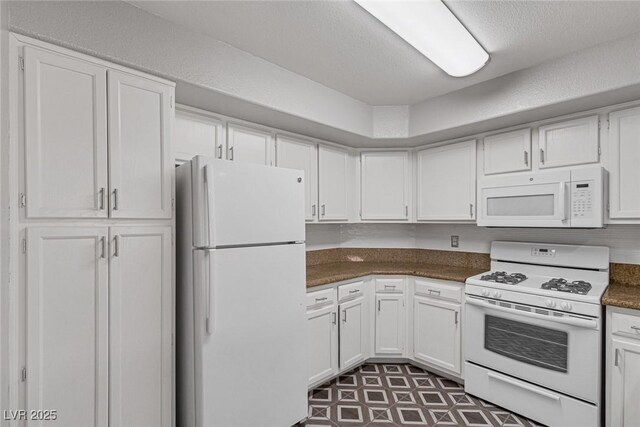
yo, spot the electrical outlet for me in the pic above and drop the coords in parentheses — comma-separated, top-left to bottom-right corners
(451, 235, 459, 248)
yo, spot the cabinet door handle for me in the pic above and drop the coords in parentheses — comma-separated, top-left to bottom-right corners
(216, 144, 223, 159)
(312, 204, 316, 217)
(405, 205, 409, 217)
(455, 311, 459, 325)
(524, 150, 529, 166)
(349, 289, 360, 294)
(631, 326, 640, 332)
(315, 297, 327, 302)
(98, 188, 105, 210)
(377, 300, 381, 312)
(428, 289, 441, 296)
(540, 148, 545, 164)
(332, 312, 337, 325)
(100, 236, 106, 259)
(112, 188, 119, 211)
(342, 309, 347, 323)
(321, 204, 326, 216)
(113, 235, 120, 257)
(384, 285, 396, 290)
(229, 146, 234, 161)
(614, 348, 620, 367)
(470, 203, 474, 218)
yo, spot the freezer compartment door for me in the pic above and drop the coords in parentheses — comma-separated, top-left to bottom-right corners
(193, 243, 307, 427)
(191, 156, 305, 247)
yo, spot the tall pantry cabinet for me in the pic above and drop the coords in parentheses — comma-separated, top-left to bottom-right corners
(13, 34, 174, 427)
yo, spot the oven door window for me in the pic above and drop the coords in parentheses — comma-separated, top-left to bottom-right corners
(484, 315, 568, 373)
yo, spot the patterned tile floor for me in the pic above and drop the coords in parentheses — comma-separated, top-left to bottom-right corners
(302, 363, 543, 427)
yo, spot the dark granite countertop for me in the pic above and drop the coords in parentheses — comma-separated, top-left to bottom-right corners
(307, 261, 485, 288)
(602, 281, 640, 310)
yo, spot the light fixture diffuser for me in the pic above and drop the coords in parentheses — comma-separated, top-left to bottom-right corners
(355, 0, 489, 77)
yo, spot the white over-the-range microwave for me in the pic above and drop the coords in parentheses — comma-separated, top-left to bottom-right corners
(477, 166, 606, 228)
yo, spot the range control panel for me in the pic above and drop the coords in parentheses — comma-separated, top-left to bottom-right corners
(531, 247, 556, 258)
(571, 181, 594, 218)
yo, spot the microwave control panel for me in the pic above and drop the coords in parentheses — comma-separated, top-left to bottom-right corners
(571, 181, 594, 218)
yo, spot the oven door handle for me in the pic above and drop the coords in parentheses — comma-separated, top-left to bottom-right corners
(487, 372, 560, 402)
(465, 296, 599, 329)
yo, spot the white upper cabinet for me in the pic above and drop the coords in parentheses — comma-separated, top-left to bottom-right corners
(174, 108, 224, 164)
(609, 106, 640, 219)
(417, 140, 477, 221)
(108, 71, 173, 220)
(360, 151, 410, 221)
(23, 46, 109, 218)
(275, 135, 318, 222)
(483, 128, 531, 175)
(538, 115, 600, 169)
(26, 227, 109, 427)
(227, 123, 274, 166)
(318, 145, 350, 221)
(109, 226, 172, 427)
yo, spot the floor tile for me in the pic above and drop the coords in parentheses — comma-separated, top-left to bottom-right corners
(306, 363, 539, 427)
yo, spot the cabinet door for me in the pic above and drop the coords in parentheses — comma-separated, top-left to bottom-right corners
(538, 116, 599, 169)
(339, 297, 366, 369)
(361, 151, 410, 220)
(23, 46, 108, 218)
(108, 70, 173, 219)
(375, 294, 405, 355)
(276, 136, 318, 221)
(307, 304, 339, 386)
(318, 145, 350, 221)
(609, 106, 640, 219)
(417, 140, 476, 221)
(26, 227, 109, 427)
(610, 338, 640, 427)
(227, 123, 273, 165)
(109, 226, 172, 427)
(174, 108, 224, 164)
(483, 128, 531, 175)
(413, 296, 461, 375)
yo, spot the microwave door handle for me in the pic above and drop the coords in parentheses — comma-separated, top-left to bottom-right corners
(204, 163, 216, 247)
(465, 296, 599, 329)
(558, 182, 567, 221)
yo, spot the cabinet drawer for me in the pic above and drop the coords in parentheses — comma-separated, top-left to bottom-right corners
(338, 281, 365, 302)
(375, 277, 405, 294)
(611, 311, 640, 340)
(306, 288, 336, 309)
(414, 278, 463, 303)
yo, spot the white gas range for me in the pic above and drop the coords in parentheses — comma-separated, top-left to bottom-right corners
(464, 241, 609, 427)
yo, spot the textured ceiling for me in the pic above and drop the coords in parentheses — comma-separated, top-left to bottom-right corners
(129, 0, 640, 106)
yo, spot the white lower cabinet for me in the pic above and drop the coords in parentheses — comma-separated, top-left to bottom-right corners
(338, 281, 368, 370)
(607, 307, 640, 427)
(306, 289, 339, 387)
(412, 278, 462, 376)
(25, 226, 172, 427)
(375, 293, 405, 356)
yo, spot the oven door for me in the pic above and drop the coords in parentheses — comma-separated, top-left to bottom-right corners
(478, 181, 569, 227)
(464, 296, 601, 403)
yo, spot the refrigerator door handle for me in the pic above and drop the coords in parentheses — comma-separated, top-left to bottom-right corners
(205, 249, 216, 335)
(204, 163, 216, 248)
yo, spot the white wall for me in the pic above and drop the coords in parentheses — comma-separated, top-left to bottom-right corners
(306, 223, 640, 264)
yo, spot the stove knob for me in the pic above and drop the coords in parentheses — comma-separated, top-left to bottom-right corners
(493, 291, 502, 299)
(561, 302, 573, 311)
(545, 299, 556, 308)
(482, 289, 490, 297)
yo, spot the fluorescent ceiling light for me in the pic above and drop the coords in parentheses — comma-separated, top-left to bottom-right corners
(355, 0, 489, 77)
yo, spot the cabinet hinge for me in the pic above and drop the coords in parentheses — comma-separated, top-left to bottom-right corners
(18, 56, 24, 71)
(19, 193, 26, 208)
(22, 239, 26, 254)
(21, 367, 26, 382)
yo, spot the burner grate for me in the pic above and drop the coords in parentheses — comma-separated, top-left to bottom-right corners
(480, 271, 528, 285)
(540, 278, 592, 295)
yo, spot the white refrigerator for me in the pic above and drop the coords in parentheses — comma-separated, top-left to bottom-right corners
(176, 156, 308, 427)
